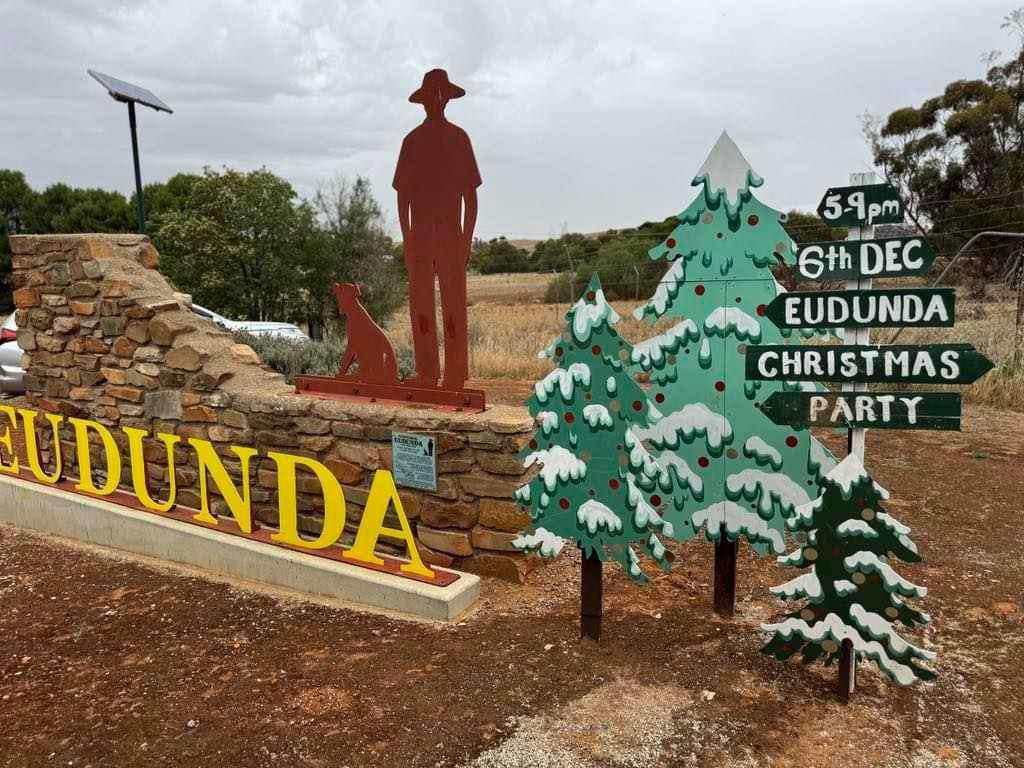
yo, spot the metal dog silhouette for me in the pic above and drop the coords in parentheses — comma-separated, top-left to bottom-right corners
(332, 283, 398, 384)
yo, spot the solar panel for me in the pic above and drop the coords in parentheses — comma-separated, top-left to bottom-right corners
(87, 69, 173, 113)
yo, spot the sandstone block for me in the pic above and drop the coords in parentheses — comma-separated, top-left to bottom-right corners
(100, 367, 128, 385)
(416, 525, 473, 557)
(456, 552, 537, 584)
(165, 345, 202, 371)
(459, 473, 522, 499)
(479, 499, 532, 532)
(420, 499, 478, 529)
(13, 287, 40, 308)
(69, 300, 96, 316)
(470, 526, 521, 552)
(108, 386, 144, 403)
(476, 452, 526, 476)
(144, 390, 182, 420)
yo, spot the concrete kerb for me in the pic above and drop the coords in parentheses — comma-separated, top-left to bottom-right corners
(0, 474, 480, 622)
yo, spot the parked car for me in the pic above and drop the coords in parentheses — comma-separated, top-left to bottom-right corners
(189, 303, 309, 342)
(0, 314, 25, 394)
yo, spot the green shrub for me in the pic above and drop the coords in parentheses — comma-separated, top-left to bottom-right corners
(233, 331, 414, 383)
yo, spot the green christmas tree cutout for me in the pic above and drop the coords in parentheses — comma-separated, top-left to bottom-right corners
(513, 275, 677, 583)
(761, 452, 936, 685)
(629, 131, 838, 554)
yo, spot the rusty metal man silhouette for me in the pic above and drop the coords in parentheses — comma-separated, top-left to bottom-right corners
(393, 69, 481, 391)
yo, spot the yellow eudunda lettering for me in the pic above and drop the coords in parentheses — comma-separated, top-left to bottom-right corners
(188, 437, 257, 533)
(0, 405, 19, 474)
(68, 417, 122, 496)
(344, 469, 434, 579)
(123, 426, 181, 512)
(18, 407, 63, 483)
(267, 451, 345, 550)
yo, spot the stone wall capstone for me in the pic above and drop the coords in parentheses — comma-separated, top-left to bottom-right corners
(8, 234, 537, 582)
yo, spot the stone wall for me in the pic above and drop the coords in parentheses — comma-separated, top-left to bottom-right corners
(8, 234, 537, 581)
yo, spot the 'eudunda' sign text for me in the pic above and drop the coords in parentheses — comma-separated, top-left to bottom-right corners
(0, 405, 436, 581)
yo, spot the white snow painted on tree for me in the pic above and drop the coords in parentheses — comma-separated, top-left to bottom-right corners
(786, 380, 820, 393)
(825, 453, 890, 499)
(692, 131, 761, 209)
(606, 376, 617, 395)
(537, 336, 559, 359)
(809, 439, 838, 476)
(877, 512, 918, 555)
(512, 527, 566, 559)
(623, 428, 663, 482)
(524, 446, 587, 493)
(692, 501, 786, 553)
(699, 337, 711, 361)
(637, 403, 733, 451)
(849, 604, 935, 659)
(837, 519, 878, 538)
(770, 572, 823, 602)
(626, 474, 673, 537)
(627, 546, 643, 578)
(630, 319, 700, 368)
(834, 579, 858, 597)
(535, 362, 591, 403)
(704, 306, 762, 342)
(655, 452, 704, 497)
(515, 484, 531, 503)
(636, 258, 685, 318)
(743, 436, 782, 469)
(760, 613, 925, 685)
(777, 548, 805, 566)
(648, 533, 666, 561)
(790, 495, 822, 528)
(582, 404, 613, 429)
(577, 500, 623, 535)
(570, 287, 620, 342)
(537, 411, 559, 436)
(844, 551, 926, 597)
(726, 469, 811, 517)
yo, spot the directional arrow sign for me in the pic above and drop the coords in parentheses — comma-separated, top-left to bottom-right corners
(758, 391, 961, 430)
(817, 183, 903, 227)
(764, 287, 955, 329)
(745, 343, 994, 384)
(795, 236, 936, 281)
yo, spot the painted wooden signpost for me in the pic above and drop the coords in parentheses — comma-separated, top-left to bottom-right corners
(759, 391, 962, 430)
(764, 287, 955, 329)
(795, 236, 936, 281)
(753, 171, 994, 701)
(746, 343, 994, 384)
(817, 182, 903, 227)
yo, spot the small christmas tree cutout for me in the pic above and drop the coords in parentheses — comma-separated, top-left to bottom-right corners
(761, 452, 936, 686)
(628, 131, 840, 613)
(512, 274, 677, 585)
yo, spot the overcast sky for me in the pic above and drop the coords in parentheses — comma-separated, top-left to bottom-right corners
(0, 0, 1018, 239)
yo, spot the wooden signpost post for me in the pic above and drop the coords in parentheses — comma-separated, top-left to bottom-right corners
(751, 172, 994, 701)
(795, 236, 936, 281)
(763, 287, 955, 329)
(759, 391, 962, 431)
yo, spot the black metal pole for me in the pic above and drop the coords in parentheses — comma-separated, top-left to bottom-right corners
(580, 549, 602, 641)
(713, 533, 738, 617)
(128, 101, 145, 233)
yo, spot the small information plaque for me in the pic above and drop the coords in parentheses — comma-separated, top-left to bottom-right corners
(391, 432, 437, 491)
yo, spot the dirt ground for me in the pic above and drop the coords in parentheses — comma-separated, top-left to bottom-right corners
(1, 403, 1023, 768)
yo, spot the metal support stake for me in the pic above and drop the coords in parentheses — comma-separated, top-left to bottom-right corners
(580, 549, 602, 641)
(128, 101, 145, 233)
(713, 535, 739, 618)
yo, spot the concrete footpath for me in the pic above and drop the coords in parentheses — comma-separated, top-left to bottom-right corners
(0, 474, 479, 622)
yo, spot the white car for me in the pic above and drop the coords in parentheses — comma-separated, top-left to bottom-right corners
(189, 303, 309, 342)
(0, 314, 24, 394)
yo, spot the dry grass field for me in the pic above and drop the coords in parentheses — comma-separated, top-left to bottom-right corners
(384, 272, 1024, 410)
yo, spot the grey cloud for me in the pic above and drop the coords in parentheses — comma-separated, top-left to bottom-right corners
(0, 0, 1016, 239)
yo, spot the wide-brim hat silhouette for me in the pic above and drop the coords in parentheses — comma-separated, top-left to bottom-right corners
(409, 69, 465, 104)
